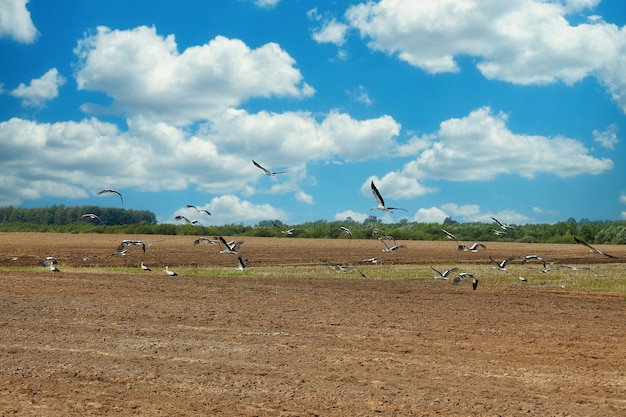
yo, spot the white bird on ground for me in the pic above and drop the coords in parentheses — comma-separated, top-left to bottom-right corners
(49, 263, 60, 272)
(42, 256, 59, 266)
(519, 276, 527, 283)
(186, 205, 211, 216)
(492, 216, 515, 230)
(370, 181, 407, 212)
(98, 188, 123, 205)
(141, 261, 151, 271)
(457, 242, 486, 252)
(452, 272, 478, 290)
(253, 160, 287, 176)
(431, 266, 459, 280)
(164, 266, 178, 276)
(236, 256, 249, 272)
(81, 213, 103, 224)
(573, 236, 616, 258)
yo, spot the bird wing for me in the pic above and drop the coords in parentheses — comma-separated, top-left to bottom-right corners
(491, 217, 505, 228)
(252, 160, 271, 175)
(98, 189, 123, 204)
(370, 181, 385, 207)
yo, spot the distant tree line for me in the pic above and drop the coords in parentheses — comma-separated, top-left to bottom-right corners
(0, 206, 624, 244)
(0, 205, 156, 227)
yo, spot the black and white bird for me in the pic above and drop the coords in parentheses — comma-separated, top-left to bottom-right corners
(491, 229, 507, 236)
(49, 263, 60, 272)
(193, 236, 220, 246)
(186, 205, 211, 216)
(253, 159, 287, 176)
(457, 242, 486, 252)
(492, 216, 515, 230)
(42, 256, 59, 266)
(379, 237, 406, 252)
(98, 188, 123, 205)
(217, 236, 243, 254)
(574, 236, 616, 258)
(357, 257, 379, 265)
(331, 263, 367, 278)
(489, 255, 515, 271)
(164, 265, 178, 276)
(431, 266, 459, 280)
(175, 215, 201, 226)
(441, 229, 458, 241)
(116, 239, 146, 253)
(81, 213, 103, 224)
(141, 261, 151, 271)
(452, 272, 478, 290)
(273, 222, 296, 235)
(339, 226, 353, 239)
(521, 255, 544, 264)
(519, 276, 528, 283)
(370, 181, 407, 212)
(236, 256, 249, 272)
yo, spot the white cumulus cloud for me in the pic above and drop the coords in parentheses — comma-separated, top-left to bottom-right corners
(74, 26, 314, 124)
(10, 68, 66, 107)
(0, 0, 38, 43)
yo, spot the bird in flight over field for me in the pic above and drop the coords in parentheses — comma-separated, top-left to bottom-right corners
(431, 266, 459, 280)
(573, 236, 616, 258)
(273, 222, 296, 235)
(253, 160, 287, 176)
(81, 213, 103, 224)
(452, 272, 479, 290)
(339, 226, 353, 239)
(98, 189, 123, 204)
(370, 181, 406, 212)
(175, 215, 201, 226)
(457, 242, 486, 252)
(491, 216, 515, 230)
(186, 205, 211, 216)
(236, 256, 249, 271)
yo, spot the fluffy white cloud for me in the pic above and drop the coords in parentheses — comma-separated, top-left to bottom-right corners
(10, 68, 66, 107)
(0, 106, 401, 206)
(0, 0, 37, 43)
(402, 107, 613, 181)
(333, 210, 368, 223)
(345, 0, 626, 112)
(74, 26, 314, 124)
(592, 124, 619, 150)
(413, 204, 530, 224)
(254, 0, 281, 9)
(361, 172, 435, 202)
(412, 207, 448, 223)
(171, 195, 287, 225)
(312, 18, 349, 46)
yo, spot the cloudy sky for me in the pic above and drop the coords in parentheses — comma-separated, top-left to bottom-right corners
(1, 0, 625, 226)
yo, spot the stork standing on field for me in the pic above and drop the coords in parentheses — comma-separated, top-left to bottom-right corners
(164, 266, 178, 276)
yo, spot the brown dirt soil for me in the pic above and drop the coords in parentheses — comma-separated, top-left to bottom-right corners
(0, 233, 625, 416)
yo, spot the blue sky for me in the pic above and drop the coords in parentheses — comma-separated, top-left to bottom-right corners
(1, 0, 625, 226)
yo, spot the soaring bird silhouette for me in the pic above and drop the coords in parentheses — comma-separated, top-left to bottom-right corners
(574, 236, 616, 258)
(370, 181, 407, 212)
(253, 160, 287, 176)
(98, 188, 123, 205)
(186, 205, 211, 216)
(492, 216, 515, 230)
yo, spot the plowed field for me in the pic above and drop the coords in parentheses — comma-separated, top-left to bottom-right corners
(1, 233, 625, 416)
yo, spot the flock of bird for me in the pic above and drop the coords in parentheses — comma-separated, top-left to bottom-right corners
(49, 163, 618, 286)
(429, 220, 617, 290)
